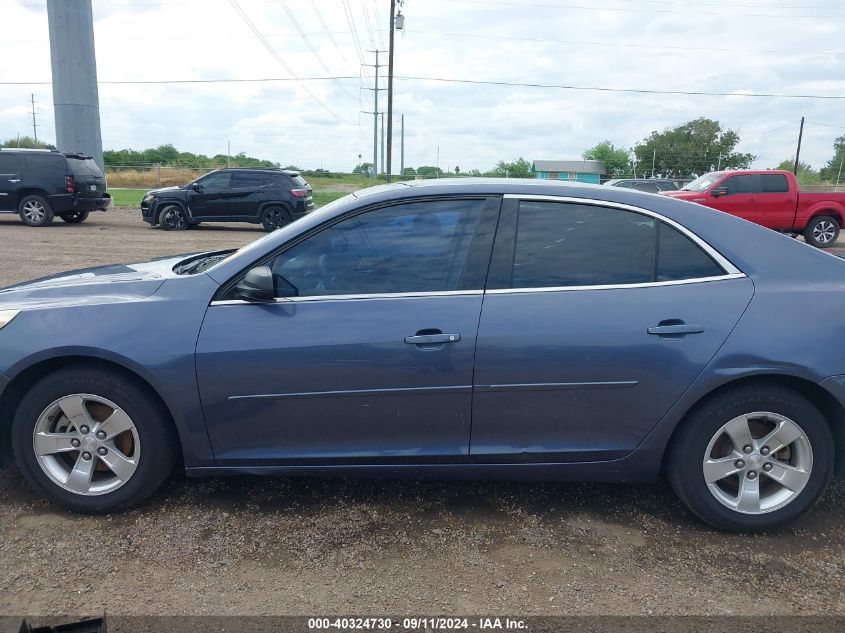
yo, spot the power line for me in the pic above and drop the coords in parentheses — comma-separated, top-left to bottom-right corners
(227, 0, 353, 123)
(371, 0, 387, 49)
(311, 5, 353, 68)
(359, 0, 379, 50)
(807, 121, 845, 131)
(275, 0, 358, 100)
(4, 74, 844, 100)
(445, 0, 844, 18)
(340, 0, 372, 88)
(408, 29, 845, 57)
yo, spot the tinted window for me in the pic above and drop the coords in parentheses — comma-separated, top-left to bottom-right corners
(290, 175, 308, 187)
(197, 172, 230, 189)
(230, 172, 263, 188)
(271, 200, 485, 297)
(724, 175, 755, 195)
(66, 156, 103, 177)
(0, 154, 18, 174)
(262, 172, 285, 187)
(630, 182, 660, 193)
(760, 174, 789, 193)
(656, 222, 725, 281)
(512, 202, 655, 288)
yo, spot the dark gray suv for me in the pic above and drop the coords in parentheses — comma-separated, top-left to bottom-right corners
(0, 149, 110, 226)
(140, 168, 315, 231)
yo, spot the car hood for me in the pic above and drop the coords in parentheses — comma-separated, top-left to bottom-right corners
(146, 185, 186, 196)
(661, 190, 711, 203)
(0, 254, 193, 310)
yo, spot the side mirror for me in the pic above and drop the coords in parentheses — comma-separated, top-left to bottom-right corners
(234, 266, 275, 302)
(190, 182, 202, 191)
(712, 187, 728, 197)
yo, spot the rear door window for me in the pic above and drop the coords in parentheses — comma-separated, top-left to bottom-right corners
(230, 172, 264, 188)
(0, 154, 18, 174)
(760, 174, 789, 193)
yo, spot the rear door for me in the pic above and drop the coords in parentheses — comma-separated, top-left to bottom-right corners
(66, 155, 106, 199)
(228, 171, 265, 217)
(757, 173, 795, 229)
(470, 196, 754, 463)
(0, 153, 19, 211)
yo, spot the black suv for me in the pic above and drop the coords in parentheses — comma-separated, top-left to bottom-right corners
(0, 149, 110, 226)
(141, 168, 315, 231)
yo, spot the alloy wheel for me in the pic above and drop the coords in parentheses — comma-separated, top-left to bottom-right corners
(22, 200, 46, 223)
(32, 394, 141, 496)
(702, 411, 812, 514)
(813, 220, 837, 244)
(161, 207, 187, 230)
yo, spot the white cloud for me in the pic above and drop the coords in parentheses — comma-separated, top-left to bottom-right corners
(2, 0, 843, 173)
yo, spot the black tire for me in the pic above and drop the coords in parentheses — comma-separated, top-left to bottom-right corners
(667, 385, 834, 532)
(158, 204, 189, 231)
(18, 194, 54, 227)
(59, 210, 89, 224)
(261, 205, 291, 232)
(803, 215, 840, 248)
(11, 367, 178, 513)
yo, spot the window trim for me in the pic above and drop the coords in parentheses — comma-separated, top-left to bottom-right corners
(488, 194, 744, 294)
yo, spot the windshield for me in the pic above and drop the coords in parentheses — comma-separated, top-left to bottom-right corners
(682, 173, 722, 192)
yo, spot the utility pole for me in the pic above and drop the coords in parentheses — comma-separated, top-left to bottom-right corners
(227, 140, 230, 167)
(363, 50, 386, 179)
(400, 114, 405, 177)
(380, 113, 385, 175)
(651, 149, 656, 178)
(30, 94, 38, 143)
(47, 0, 104, 168)
(717, 152, 722, 170)
(386, 1, 405, 181)
(793, 116, 805, 175)
(836, 155, 844, 188)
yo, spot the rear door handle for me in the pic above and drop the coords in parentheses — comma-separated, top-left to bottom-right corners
(648, 323, 704, 336)
(8, 179, 20, 183)
(404, 333, 461, 345)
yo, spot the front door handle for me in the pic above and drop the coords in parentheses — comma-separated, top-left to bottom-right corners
(648, 322, 704, 336)
(404, 333, 461, 345)
(8, 179, 21, 183)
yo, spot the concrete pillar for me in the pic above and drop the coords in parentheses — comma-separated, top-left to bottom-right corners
(47, 0, 104, 170)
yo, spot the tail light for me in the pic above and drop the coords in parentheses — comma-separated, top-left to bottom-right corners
(65, 176, 75, 193)
(291, 188, 309, 198)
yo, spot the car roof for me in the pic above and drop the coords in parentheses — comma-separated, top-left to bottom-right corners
(222, 167, 300, 176)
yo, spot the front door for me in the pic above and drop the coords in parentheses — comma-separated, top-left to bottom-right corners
(188, 171, 232, 218)
(471, 197, 754, 463)
(709, 174, 759, 223)
(196, 196, 500, 464)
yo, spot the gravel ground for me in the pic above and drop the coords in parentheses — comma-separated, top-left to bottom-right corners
(0, 208, 844, 617)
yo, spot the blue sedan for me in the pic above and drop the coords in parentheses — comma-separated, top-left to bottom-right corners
(0, 179, 842, 531)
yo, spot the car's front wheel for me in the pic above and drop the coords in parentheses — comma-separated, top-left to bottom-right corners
(158, 205, 189, 231)
(59, 210, 89, 224)
(11, 367, 178, 513)
(668, 385, 834, 532)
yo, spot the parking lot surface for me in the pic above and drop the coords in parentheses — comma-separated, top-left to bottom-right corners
(1, 209, 844, 616)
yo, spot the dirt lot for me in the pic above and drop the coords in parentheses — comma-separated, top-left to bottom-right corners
(1, 208, 844, 617)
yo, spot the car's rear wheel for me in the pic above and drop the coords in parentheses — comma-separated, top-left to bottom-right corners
(668, 385, 833, 532)
(261, 205, 291, 231)
(804, 216, 840, 248)
(11, 367, 178, 513)
(18, 195, 54, 227)
(59, 210, 89, 224)
(158, 205, 188, 231)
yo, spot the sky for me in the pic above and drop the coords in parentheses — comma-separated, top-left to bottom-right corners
(1, 0, 844, 174)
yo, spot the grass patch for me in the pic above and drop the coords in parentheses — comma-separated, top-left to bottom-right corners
(110, 188, 147, 207)
(109, 188, 349, 209)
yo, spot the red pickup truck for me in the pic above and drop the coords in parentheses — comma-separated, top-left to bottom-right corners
(663, 170, 845, 248)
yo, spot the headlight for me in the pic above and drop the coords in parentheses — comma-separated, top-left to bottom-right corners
(0, 309, 20, 330)
(143, 193, 155, 203)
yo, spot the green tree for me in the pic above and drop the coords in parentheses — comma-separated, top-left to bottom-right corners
(352, 162, 374, 175)
(633, 118, 755, 178)
(775, 159, 821, 185)
(416, 165, 443, 177)
(820, 134, 845, 183)
(583, 141, 630, 178)
(402, 167, 417, 176)
(489, 157, 532, 178)
(1, 136, 55, 150)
